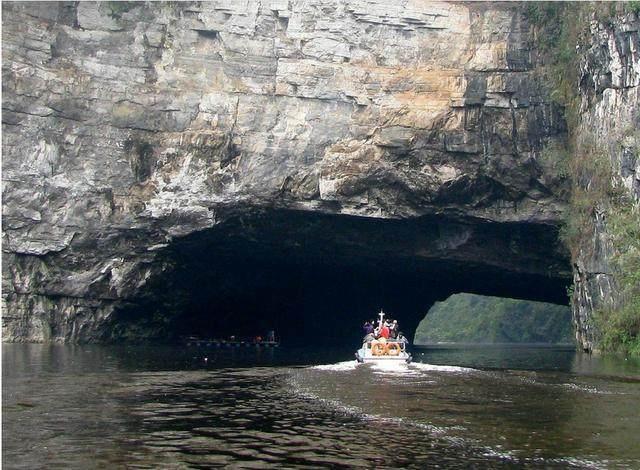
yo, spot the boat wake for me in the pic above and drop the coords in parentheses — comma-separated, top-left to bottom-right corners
(290, 359, 615, 469)
(412, 362, 477, 373)
(370, 360, 421, 376)
(311, 359, 478, 375)
(311, 360, 359, 371)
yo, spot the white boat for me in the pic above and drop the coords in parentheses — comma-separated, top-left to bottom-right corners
(355, 310, 412, 364)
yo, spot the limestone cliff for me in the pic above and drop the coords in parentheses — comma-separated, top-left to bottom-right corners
(2, 1, 569, 342)
(570, 10, 640, 352)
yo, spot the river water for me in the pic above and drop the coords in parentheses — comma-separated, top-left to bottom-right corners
(3, 343, 640, 469)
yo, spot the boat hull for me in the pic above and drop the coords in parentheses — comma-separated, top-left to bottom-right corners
(355, 346, 412, 364)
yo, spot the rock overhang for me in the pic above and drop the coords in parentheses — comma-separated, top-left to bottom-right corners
(2, 1, 571, 343)
(100, 205, 571, 343)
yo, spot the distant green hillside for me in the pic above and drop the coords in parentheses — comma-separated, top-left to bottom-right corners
(414, 293, 574, 344)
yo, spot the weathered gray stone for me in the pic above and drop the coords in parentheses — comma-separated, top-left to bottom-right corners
(2, 1, 571, 342)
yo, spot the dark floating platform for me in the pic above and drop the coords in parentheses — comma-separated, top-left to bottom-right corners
(182, 337, 280, 348)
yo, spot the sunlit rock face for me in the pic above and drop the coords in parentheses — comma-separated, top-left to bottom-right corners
(2, 1, 570, 343)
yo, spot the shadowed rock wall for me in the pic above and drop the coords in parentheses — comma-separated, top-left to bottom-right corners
(2, 1, 569, 342)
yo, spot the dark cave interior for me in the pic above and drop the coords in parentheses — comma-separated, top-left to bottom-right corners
(108, 207, 571, 346)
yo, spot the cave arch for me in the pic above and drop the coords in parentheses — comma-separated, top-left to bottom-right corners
(104, 206, 571, 345)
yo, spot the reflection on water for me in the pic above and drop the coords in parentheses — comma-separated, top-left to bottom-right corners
(3, 344, 640, 468)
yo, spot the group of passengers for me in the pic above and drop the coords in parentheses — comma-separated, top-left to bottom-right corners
(362, 319, 408, 345)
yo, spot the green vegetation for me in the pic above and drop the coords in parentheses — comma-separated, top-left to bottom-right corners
(628, 1, 640, 15)
(593, 181, 640, 355)
(538, 140, 571, 181)
(528, 4, 640, 355)
(414, 294, 573, 345)
(565, 135, 640, 356)
(559, 138, 616, 258)
(525, 2, 582, 124)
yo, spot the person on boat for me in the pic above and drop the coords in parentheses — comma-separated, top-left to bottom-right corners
(389, 320, 399, 339)
(267, 330, 275, 342)
(379, 322, 390, 339)
(363, 321, 374, 336)
(397, 332, 409, 348)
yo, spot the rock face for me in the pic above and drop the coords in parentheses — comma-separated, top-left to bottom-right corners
(571, 12, 640, 351)
(2, 1, 570, 343)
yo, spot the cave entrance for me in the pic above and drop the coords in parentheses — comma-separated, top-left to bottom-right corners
(108, 207, 571, 346)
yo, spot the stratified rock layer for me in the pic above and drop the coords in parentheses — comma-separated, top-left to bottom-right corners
(2, 1, 569, 342)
